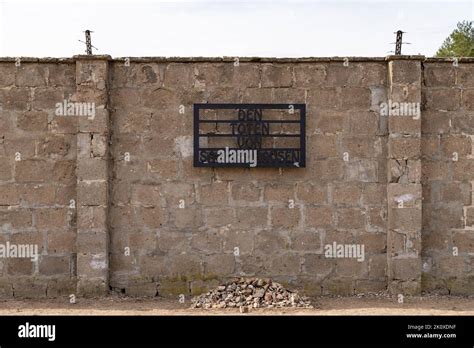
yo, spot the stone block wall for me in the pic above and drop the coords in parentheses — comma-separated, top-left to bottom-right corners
(108, 58, 388, 297)
(0, 55, 473, 298)
(421, 60, 474, 295)
(0, 59, 77, 297)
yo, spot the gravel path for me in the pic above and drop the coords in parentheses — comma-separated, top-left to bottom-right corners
(0, 295, 473, 315)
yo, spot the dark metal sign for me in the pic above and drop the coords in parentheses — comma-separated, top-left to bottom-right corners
(193, 103, 306, 168)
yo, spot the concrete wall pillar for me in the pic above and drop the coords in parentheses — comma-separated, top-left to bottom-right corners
(74, 55, 111, 296)
(385, 56, 424, 295)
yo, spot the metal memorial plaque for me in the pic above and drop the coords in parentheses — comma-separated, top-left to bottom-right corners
(194, 103, 306, 168)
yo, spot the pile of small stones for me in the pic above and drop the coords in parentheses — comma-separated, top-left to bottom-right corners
(191, 278, 313, 310)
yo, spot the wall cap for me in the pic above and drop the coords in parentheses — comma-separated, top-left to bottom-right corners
(0, 55, 473, 64)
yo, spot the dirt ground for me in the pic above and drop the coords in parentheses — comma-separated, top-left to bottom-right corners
(1, 294, 474, 315)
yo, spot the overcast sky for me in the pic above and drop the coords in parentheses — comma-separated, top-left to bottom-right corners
(0, 0, 472, 58)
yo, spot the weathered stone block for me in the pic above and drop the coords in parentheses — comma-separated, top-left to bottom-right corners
(46, 278, 77, 297)
(47, 63, 75, 87)
(315, 113, 346, 134)
(264, 183, 295, 202)
(167, 253, 201, 277)
(222, 229, 253, 255)
(440, 135, 472, 158)
(350, 112, 379, 135)
(235, 207, 268, 228)
(190, 230, 220, 253)
(254, 230, 289, 254)
(8, 232, 42, 249)
(340, 87, 371, 110)
(466, 207, 474, 227)
(231, 182, 261, 202)
(261, 64, 292, 87)
(452, 230, 474, 253)
(77, 158, 107, 181)
(36, 208, 70, 230)
(271, 206, 301, 228)
(309, 135, 338, 159)
(296, 183, 327, 205)
(367, 207, 387, 231)
(16, 111, 48, 132)
(12, 278, 47, 298)
(18, 184, 55, 206)
(204, 254, 235, 275)
(0, 208, 33, 229)
(0, 159, 13, 181)
(39, 255, 70, 275)
(325, 63, 364, 87)
(457, 65, 474, 87)
(462, 89, 474, 110)
(391, 257, 420, 280)
(424, 88, 461, 111)
(77, 206, 106, 231)
(15, 160, 53, 182)
(126, 282, 158, 297)
(387, 183, 422, 207)
(131, 183, 161, 207)
(291, 230, 322, 252)
(77, 253, 108, 278)
(438, 256, 467, 277)
(52, 160, 76, 184)
(7, 258, 34, 275)
(303, 254, 334, 276)
(306, 206, 333, 228)
(357, 232, 386, 254)
(388, 206, 421, 231)
(388, 137, 420, 159)
(77, 231, 107, 254)
(135, 206, 166, 229)
(336, 208, 366, 229)
(389, 60, 421, 85)
(77, 277, 108, 297)
(336, 259, 368, 278)
(362, 183, 386, 205)
(160, 182, 195, 207)
(312, 159, 344, 181)
(388, 116, 420, 135)
(368, 254, 387, 278)
(33, 87, 65, 110)
(16, 64, 48, 87)
(0, 185, 19, 205)
(47, 231, 76, 254)
(421, 111, 451, 134)
(269, 254, 301, 276)
(91, 134, 108, 157)
(452, 159, 474, 181)
(78, 181, 107, 206)
(344, 160, 378, 183)
(170, 208, 202, 229)
(307, 88, 340, 110)
(0, 88, 29, 110)
(332, 183, 361, 205)
(294, 64, 326, 87)
(0, 63, 16, 86)
(146, 158, 179, 179)
(199, 181, 229, 206)
(423, 63, 456, 87)
(205, 207, 235, 227)
(440, 182, 471, 205)
(78, 108, 109, 134)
